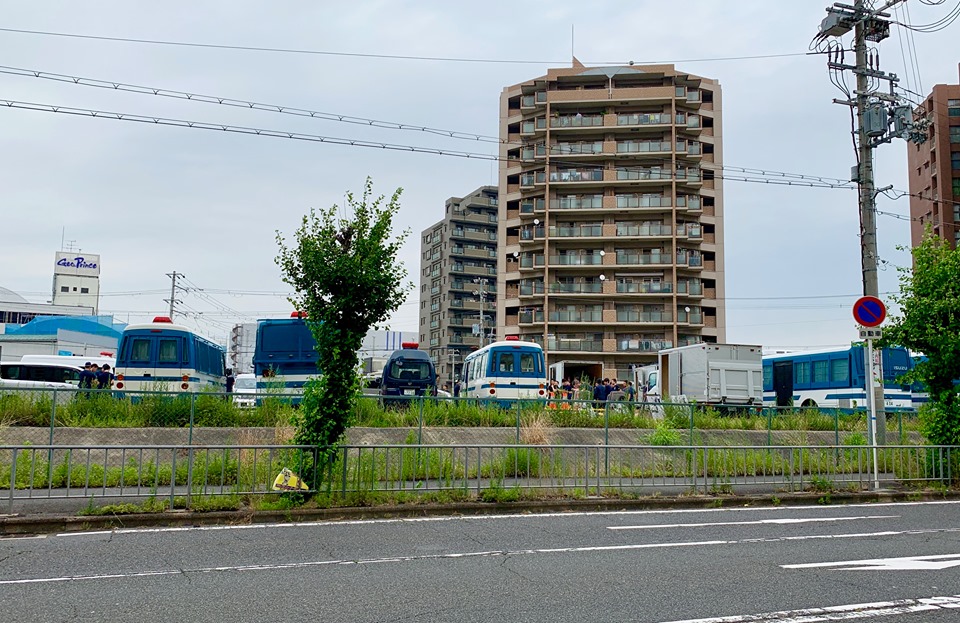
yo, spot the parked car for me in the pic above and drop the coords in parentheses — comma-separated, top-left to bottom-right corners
(233, 373, 257, 408)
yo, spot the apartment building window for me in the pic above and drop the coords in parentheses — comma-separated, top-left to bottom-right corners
(81, 287, 89, 294)
(953, 152, 960, 170)
(953, 178, 960, 197)
(951, 126, 960, 143)
(60, 286, 69, 292)
(950, 99, 960, 116)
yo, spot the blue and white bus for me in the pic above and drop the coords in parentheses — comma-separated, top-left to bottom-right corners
(461, 337, 547, 402)
(252, 314, 320, 402)
(762, 345, 914, 411)
(114, 316, 226, 393)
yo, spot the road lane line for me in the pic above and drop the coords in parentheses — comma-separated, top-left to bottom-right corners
(658, 595, 960, 622)
(609, 515, 898, 530)
(783, 553, 960, 571)
(7, 527, 960, 586)
(52, 500, 960, 538)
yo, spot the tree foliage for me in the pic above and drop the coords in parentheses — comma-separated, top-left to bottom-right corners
(884, 232, 960, 445)
(275, 178, 411, 455)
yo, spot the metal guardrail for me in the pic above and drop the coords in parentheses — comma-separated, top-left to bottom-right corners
(3, 443, 953, 513)
(0, 387, 920, 445)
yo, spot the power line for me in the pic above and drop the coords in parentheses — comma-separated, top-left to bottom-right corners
(0, 97, 860, 190)
(0, 64, 504, 144)
(0, 26, 822, 65)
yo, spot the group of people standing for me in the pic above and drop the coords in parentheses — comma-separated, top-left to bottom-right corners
(545, 377, 637, 405)
(78, 362, 114, 391)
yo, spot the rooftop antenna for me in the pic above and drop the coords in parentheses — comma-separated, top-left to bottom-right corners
(571, 25, 575, 66)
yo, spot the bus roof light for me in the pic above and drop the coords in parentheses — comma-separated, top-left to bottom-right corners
(505, 336, 520, 341)
(153, 316, 173, 323)
(401, 342, 419, 349)
(291, 311, 307, 318)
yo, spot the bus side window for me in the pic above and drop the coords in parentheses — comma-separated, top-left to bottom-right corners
(520, 353, 535, 373)
(498, 353, 515, 373)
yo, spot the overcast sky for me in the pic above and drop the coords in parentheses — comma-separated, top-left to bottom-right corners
(2, 1, 957, 349)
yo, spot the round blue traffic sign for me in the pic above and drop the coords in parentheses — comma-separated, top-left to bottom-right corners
(853, 296, 886, 328)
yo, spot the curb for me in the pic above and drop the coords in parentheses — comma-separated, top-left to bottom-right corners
(4, 490, 958, 536)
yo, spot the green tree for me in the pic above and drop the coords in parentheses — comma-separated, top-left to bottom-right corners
(884, 232, 960, 445)
(276, 178, 411, 458)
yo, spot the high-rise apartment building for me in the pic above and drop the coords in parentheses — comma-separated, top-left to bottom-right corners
(419, 186, 499, 387)
(907, 64, 960, 250)
(497, 62, 725, 382)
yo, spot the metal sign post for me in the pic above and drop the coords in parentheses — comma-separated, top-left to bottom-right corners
(863, 332, 880, 491)
(853, 296, 886, 491)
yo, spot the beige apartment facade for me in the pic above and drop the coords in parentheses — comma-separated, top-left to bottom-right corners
(907, 64, 960, 250)
(497, 62, 726, 382)
(418, 186, 499, 388)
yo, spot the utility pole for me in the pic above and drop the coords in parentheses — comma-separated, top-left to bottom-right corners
(164, 271, 184, 319)
(817, 1, 929, 450)
(853, 0, 879, 298)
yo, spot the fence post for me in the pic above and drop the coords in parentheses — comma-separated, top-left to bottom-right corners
(48, 389, 57, 488)
(767, 408, 773, 447)
(689, 403, 695, 446)
(417, 398, 424, 446)
(189, 392, 196, 443)
(516, 399, 521, 444)
(186, 396, 195, 509)
(341, 446, 348, 497)
(8, 448, 17, 514)
(603, 403, 610, 475)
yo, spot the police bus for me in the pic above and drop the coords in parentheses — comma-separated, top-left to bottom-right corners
(113, 316, 226, 394)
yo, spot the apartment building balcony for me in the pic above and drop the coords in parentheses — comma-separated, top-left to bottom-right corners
(519, 282, 546, 297)
(678, 223, 703, 239)
(550, 195, 604, 211)
(676, 280, 704, 297)
(450, 299, 484, 311)
(616, 139, 673, 155)
(549, 141, 604, 158)
(548, 309, 603, 323)
(615, 251, 672, 267)
(676, 252, 704, 269)
(520, 117, 547, 136)
(616, 112, 673, 129)
(454, 264, 498, 277)
(520, 91, 547, 109)
(616, 310, 674, 324)
(520, 198, 546, 214)
(518, 310, 545, 325)
(548, 168, 605, 184)
(613, 194, 673, 209)
(546, 337, 604, 353)
(546, 85, 675, 105)
(616, 338, 673, 353)
(677, 309, 704, 325)
(451, 210, 498, 226)
(549, 281, 603, 295)
(550, 113, 604, 130)
(451, 246, 497, 260)
(549, 224, 603, 238)
(615, 223, 673, 239)
(548, 253, 604, 268)
(452, 228, 498, 242)
(616, 281, 673, 295)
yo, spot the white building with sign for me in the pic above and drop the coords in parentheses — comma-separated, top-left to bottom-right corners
(51, 252, 101, 313)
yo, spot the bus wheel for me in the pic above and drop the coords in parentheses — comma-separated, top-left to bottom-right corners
(800, 399, 818, 409)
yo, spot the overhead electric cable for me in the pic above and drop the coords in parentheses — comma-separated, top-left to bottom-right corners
(0, 27, 823, 65)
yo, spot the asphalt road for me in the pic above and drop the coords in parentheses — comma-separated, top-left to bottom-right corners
(2, 501, 960, 622)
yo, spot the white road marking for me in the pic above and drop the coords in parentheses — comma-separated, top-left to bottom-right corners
(7, 526, 960, 586)
(609, 515, 898, 530)
(0, 540, 728, 585)
(658, 595, 960, 622)
(52, 499, 960, 538)
(783, 553, 960, 571)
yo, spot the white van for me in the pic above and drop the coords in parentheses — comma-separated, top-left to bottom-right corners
(20, 354, 116, 369)
(0, 361, 83, 391)
(233, 373, 257, 408)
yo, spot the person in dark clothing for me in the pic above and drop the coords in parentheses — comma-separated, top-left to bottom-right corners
(96, 364, 114, 390)
(78, 362, 96, 389)
(225, 370, 236, 394)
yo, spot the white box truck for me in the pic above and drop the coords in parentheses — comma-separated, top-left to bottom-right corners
(635, 343, 763, 407)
